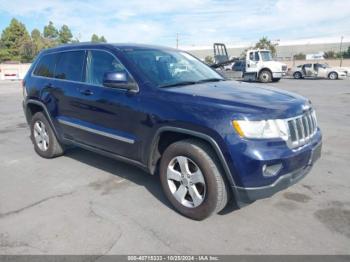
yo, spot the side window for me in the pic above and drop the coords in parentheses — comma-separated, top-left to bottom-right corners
(33, 54, 56, 77)
(85, 50, 126, 86)
(304, 64, 312, 68)
(55, 51, 85, 81)
(249, 52, 254, 61)
(254, 52, 260, 61)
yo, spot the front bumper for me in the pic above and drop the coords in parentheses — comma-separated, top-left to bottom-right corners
(272, 72, 283, 78)
(233, 140, 322, 206)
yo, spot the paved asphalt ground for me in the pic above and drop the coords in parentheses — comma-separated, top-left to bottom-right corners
(0, 78, 349, 255)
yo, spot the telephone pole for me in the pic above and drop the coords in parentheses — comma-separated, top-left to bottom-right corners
(176, 33, 179, 49)
(339, 36, 344, 67)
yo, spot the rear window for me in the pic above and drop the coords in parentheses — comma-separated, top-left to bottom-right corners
(33, 54, 57, 77)
(55, 51, 85, 81)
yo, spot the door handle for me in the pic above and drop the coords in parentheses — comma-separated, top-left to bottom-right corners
(80, 89, 94, 96)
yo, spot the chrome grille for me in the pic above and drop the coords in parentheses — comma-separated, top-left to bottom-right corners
(287, 110, 317, 148)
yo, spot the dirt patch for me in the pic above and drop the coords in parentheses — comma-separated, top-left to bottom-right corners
(283, 192, 312, 203)
(88, 177, 126, 195)
(314, 207, 350, 239)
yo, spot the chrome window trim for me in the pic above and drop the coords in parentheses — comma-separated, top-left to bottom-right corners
(58, 119, 135, 144)
(31, 48, 139, 92)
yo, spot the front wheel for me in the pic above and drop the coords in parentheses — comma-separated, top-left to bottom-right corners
(328, 72, 338, 80)
(259, 70, 272, 83)
(159, 139, 229, 220)
(293, 72, 302, 79)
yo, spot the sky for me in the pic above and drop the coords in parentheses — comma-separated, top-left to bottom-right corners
(0, 0, 349, 48)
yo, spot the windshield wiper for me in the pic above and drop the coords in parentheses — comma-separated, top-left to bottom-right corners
(158, 81, 197, 88)
(158, 78, 224, 88)
(196, 78, 225, 83)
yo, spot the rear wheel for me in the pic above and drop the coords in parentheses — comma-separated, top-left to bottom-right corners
(328, 72, 338, 80)
(159, 139, 228, 220)
(259, 70, 272, 83)
(30, 112, 64, 158)
(293, 72, 302, 79)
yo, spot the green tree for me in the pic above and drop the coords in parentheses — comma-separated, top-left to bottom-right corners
(91, 34, 107, 43)
(19, 40, 37, 62)
(91, 34, 99, 42)
(99, 36, 107, 43)
(254, 37, 278, 56)
(0, 18, 30, 62)
(43, 21, 58, 39)
(30, 28, 45, 56)
(324, 50, 336, 59)
(31, 29, 41, 41)
(58, 25, 73, 44)
(204, 55, 214, 64)
(293, 53, 306, 60)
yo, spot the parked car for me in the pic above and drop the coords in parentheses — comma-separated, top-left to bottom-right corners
(22, 43, 322, 220)
(292, 63, 347, 80)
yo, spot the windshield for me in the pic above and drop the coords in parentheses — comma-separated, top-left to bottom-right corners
(260, 51, 273, 61)
(123, 49, 223, 87)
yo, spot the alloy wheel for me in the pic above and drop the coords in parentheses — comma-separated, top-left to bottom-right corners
(33, 120, 50, 151)
(167, 156, 206, 208)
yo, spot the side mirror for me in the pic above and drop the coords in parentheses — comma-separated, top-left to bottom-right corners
(103, 71, 138, 92)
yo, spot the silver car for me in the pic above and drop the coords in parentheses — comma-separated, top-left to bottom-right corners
(292, 63, 347, 80)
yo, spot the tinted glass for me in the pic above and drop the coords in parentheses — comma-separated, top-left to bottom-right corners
(304, 64, 312, 68)
(55, 51, 85, 81)
(85, 50, 126, 86)
(33, 54, 56, 77)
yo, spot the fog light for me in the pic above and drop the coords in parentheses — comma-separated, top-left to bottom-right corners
(262, 163, 282, 177)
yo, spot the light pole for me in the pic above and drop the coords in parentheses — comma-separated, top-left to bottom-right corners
(176, 33, 179, 49)
(339, 36, 344, 67)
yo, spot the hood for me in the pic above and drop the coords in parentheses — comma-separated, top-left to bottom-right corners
(163, 80, 309, 119)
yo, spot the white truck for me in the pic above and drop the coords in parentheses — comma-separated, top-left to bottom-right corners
(211, 43, 288, 83)
(242, 49, 288, 82)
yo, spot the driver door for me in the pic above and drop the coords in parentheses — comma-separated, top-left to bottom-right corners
(246, 51, 259, 73)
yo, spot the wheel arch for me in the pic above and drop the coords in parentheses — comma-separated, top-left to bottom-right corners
(328, 71, 338, 79)
(258, 67, 273, 77)
(25, 99, 59, 138)
(147, 126, 238, 191)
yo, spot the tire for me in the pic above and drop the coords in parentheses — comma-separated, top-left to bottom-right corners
(159, 139, 229, 220)
(328, 72, 338, 80)
(30, 112, 64, 158)
(259, 70, 272, 83)
(293, 72, 302, 79)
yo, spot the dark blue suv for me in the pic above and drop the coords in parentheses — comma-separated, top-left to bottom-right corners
(22, 43, 322, 220)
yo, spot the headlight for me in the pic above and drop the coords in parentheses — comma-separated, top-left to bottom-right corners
(232, 119, 289, 140)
